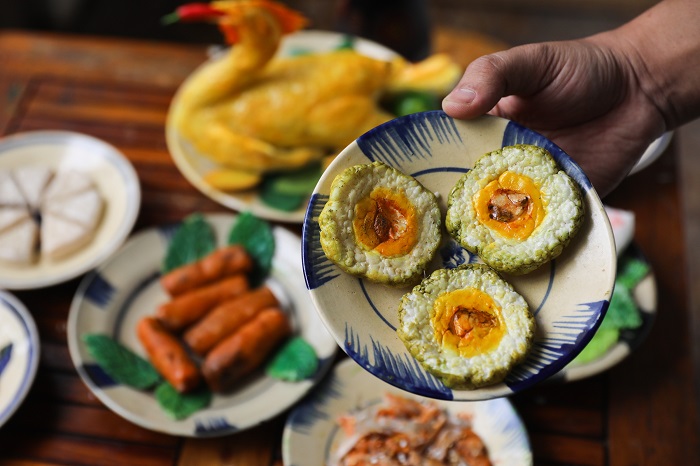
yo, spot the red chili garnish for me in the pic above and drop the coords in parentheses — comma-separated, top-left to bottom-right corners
(161, 3, 226, 25)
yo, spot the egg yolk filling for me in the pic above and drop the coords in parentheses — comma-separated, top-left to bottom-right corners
(473, 171, 545, 240)
(353, 187, 418, 257)
(431, 288, 505, 357)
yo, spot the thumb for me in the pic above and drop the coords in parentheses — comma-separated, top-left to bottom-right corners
(442, 44, 553, 119)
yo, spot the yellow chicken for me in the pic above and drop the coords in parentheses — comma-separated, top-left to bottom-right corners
(168, 0, 461, 191)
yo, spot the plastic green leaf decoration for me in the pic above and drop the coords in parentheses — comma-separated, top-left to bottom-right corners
(266, 336, 319, 382)
(606, 285, 643, 329)
(260, 185, 306, 211)
(228, 211, 275, 285)
(617, 257, 650, 289)
(82, 334, 161, 389)
(155, 382, 212, 420)
(162, 213, 216, 273)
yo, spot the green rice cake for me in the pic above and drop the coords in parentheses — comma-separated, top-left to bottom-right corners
(397, 264, 535, 389)
(319, 161, 441, 286)
(446, 144, 584, 275)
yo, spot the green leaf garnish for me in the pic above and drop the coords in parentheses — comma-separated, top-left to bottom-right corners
(228, 211, 275, 285)
(606, 283, 644, 329)
(162, 213, 216, 273)
(260, 164, 321, 211)
(572, 326, 620, 365)
(335, 34, 355, 50)
(260, 185, 306, 211)
(266, 336, 319, 382)
(266, 164, 323, 196)
(155, 382, 212, 420)
(617, 257, 650, 289)
(82, 334, 161, 389)
(383, 90, 440, 117)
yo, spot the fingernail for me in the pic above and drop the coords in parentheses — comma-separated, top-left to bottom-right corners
(445, 88, 476, 104)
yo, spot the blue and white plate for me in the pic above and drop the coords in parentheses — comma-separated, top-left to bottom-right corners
(67, 214, 337, 437)
(302, 112, 616, 401)
(283, 358, 532, 465)
(0, 291, 40, 428)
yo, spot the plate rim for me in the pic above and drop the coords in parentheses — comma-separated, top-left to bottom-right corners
(0, 290, 41, 428)
(282, 357, 533, 465)
(66, 212, 337, 437)
(0, 130, 141, 289)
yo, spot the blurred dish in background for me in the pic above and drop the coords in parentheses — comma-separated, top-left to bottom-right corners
(0, 131, 140, 289)
(629, 131, 673, 175)
(283, 358, 533, 465)
(67, 214, 337, 436)
(166, 1, 466, 222)
(0, 291, 40, 428)
(557, 207, 657, 382)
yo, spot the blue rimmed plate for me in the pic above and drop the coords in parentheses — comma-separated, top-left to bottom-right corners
(67, 213, 337, 437)
(0, 291, 40, 428)
(302, 111, 616, 401)
(283, 357, 532, 465)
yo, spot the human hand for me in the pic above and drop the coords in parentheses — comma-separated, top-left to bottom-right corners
(442, 39, 667, 198)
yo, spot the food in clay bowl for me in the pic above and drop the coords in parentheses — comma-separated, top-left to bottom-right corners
(302, 111, 616, 401)
(68, 213, 337, 436)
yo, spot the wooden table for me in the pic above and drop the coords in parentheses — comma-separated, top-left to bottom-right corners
(0, 29, 698, 466)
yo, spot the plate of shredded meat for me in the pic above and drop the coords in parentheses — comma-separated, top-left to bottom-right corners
(282, 358, 532, 465)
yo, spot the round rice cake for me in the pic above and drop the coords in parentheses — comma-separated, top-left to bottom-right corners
(446, 144, 584, 275)
(318, 161, 441, 287)
(397, 264, 534, 389)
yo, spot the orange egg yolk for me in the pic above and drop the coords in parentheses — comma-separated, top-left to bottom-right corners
(473, 171, 545, 241)
(431, 288, 505, 357)
(353, 187, 418, 257)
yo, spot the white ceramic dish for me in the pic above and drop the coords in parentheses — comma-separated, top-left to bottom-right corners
(166, 30, 398, 223)
(0, 131, 141, 289)
(629, 131, 673, 175)
(283, 358, 532, 465)
(303, 112, 616, 401)
(0, 291, 40, 428)
(67, 213, 337, 437)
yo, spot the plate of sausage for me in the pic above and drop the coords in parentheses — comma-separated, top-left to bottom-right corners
(67, 213, 337, 437)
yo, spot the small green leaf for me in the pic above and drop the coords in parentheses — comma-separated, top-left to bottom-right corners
(617, 257, 650, 289)
(228, 211, 275, 285)
(82, 334, 161, 389)
(260, 185, 306, 211)
(384, 91, 440, 117)
(605, 284, 643, 330)
(162, 213, 216, 273)
(335, 35, 355, 50)
(266, 336, 319, 382)
(155, 382, 212, 420)
(572, 326, 620, 365)
(266, 164, 323, 196)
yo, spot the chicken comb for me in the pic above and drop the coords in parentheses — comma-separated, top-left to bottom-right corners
(213, 0, 307, 44)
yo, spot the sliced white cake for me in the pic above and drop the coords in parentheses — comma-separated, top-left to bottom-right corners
(0, 170, 27, 206)
(12, 166, 53, 209)
(40, 212, 94, 260)
(0, 216, 39, 264)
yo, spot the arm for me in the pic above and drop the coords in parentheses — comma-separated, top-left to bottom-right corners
(443, 0, 700, 197)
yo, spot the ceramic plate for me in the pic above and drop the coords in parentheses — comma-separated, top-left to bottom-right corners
(67, 213, 337, 437)
(303, 111, 616, 401)
(0, 131, 141, 289)
(629, 131, 673, 175)
(283, 358, 532, 465)
(166, 30, 398, 223)
(558, 243, 656, 382)
(0, 291, 40, 428)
